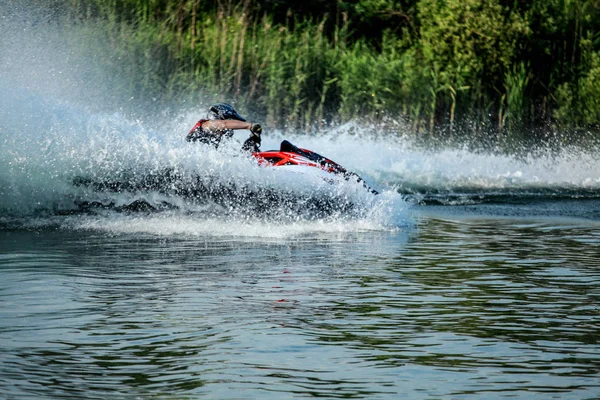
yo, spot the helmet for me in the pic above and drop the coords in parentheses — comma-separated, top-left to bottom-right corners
(207, 103, 246, 121)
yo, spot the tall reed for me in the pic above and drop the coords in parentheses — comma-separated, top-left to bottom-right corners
(64, 0, 600, 135)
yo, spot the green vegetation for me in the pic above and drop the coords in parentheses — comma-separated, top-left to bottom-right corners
(63, 0, 600, 137)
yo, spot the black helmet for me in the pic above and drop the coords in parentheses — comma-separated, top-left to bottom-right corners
(207, 103, 246, 121)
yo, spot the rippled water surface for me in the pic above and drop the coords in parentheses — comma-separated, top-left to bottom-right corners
(1, 208, 599, 400)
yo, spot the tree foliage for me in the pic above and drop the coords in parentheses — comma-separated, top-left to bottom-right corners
(64, 0, 600, 135)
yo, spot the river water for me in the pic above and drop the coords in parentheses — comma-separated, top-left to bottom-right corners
(1, 98, 599, 400)
(1, 202, 599, 400)
(1, 128, 600, 400)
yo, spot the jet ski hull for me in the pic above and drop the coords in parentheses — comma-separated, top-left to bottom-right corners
(253, 140, 378, 194)
(71, 140, 377, 216)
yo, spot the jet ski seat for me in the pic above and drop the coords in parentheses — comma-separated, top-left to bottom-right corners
(280, 140, 297, 153)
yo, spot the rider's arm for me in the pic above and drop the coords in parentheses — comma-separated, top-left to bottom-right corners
(201, 120, 253, 131)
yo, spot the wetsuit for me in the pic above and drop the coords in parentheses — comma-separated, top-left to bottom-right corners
(241, 135, 261, 152)
(186, 119, 234, 148)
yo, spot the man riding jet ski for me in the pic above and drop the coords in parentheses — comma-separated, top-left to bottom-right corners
(186, 103, 262, 152)
(186, 103, 377, 194)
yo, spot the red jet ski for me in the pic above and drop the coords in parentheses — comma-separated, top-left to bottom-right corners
(71, 139, 377, 216)
(252, 140, 378, 194)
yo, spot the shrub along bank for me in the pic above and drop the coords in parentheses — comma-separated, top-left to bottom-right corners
(63, 0, 600, 138)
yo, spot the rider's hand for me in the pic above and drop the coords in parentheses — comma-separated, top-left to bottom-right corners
(251, 123, 262, 137)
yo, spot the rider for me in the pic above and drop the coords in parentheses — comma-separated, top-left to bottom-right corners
(186, 103, 262, 152)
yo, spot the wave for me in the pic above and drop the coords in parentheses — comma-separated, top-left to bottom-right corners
(2, 88, 600, 213)
(0, 87, 409, 235)
(1, 8, 599, 233)
(310, 128, 600, 203)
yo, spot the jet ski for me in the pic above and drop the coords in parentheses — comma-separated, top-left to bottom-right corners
(253, 140, 378, 195)
(72, 140, 377, 216)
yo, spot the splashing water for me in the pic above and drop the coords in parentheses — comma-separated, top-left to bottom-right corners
(2, 5, 600, 235)
(0, 80, 409, 235)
